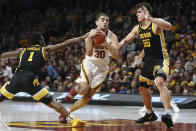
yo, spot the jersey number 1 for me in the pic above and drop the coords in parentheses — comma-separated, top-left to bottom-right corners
(28, 52, 34, 61)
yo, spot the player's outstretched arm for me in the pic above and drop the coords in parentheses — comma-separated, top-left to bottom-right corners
(45, 33, 88, 54)
(0, 48, 24, 60)
(118, 25, 138, 50)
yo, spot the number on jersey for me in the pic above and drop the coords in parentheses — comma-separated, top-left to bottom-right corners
(94, 50, 105, 58)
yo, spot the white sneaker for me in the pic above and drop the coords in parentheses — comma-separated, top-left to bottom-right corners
(170, 101, 180, 113)
(139, 105, 146, 112)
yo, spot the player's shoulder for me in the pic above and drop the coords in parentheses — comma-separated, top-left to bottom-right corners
(108, 30, 115, 35)
(108, 30, 117, 38)
(134, 24, 140, 29)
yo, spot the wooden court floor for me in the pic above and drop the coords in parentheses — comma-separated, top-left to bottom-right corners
(0, 101, 196, 131)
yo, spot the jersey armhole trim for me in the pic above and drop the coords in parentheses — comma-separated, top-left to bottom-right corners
(152, 23, 159, 35)
(137, 25, 139, 35)
(42, 47, 47, 61)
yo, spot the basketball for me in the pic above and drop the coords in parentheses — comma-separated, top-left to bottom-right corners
(92, 32, 106, 46)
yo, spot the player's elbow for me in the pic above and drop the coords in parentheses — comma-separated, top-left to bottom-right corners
(166, 23, 172, 30)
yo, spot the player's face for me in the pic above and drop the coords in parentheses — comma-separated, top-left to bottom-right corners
(136, 8, 144, 22)
(96, 16, 109, 31)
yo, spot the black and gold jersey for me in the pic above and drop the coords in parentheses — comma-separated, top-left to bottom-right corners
(138, 22, 169, 61)
(16, 45, 46, 75)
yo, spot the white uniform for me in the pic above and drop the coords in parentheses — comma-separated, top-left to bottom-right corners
(75, 30, 111, 90)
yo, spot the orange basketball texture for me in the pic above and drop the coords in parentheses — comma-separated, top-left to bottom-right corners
(92, 33, 106, 46)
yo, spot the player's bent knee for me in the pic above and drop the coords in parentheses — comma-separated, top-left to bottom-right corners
(78, 86, 90, 95)
(155, 68, 167, 81)
(40, 93, 53, 105)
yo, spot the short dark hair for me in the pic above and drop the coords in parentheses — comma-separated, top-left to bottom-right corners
(136, 2, 152, 15)
(29, 31, 43, 45)
(95, 12, 109, 21)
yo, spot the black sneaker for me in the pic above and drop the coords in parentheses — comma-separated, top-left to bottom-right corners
(161, 114, 174, 128)
(136, 111, 158, 123)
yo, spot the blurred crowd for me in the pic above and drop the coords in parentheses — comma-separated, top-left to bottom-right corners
(0, 0, 195, 95)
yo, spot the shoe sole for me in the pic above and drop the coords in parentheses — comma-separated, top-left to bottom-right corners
(161, 117, 174, 128)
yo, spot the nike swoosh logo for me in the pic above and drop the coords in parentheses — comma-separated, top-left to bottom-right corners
(148, 115, 153, 119)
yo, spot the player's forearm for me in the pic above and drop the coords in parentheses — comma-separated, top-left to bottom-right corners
(134, 50, 144, 65)
(120, 31, 136, 49)
(105, 44, 121, 60)
(138, 50, 144, 60)
(1, 50, 20, 59)
(120, 38, 130, 48)
(48, 36, 84, 53)
(150, 17, 172, 30)
(61, 36, 84, 49)
(85, 37, 93, 56)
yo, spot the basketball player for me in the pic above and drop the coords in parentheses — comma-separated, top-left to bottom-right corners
(59, 12, 121, 122)
(118, 2, 174, 128)
(0, 32, 87, 126)
(133, 49, 180, 113)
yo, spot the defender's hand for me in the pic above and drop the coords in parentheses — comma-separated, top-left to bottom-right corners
(132, 61, 137, 68)
(117, 42, 124, 50)
(142, 6, 152, 21)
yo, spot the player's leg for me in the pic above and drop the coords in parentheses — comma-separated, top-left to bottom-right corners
(136, 77, 157, 123)
(0, 74, 19, 101)
(24, 73, 70, 123)
(69, 88, 96, 113)
(65, 60, 91, 102)
(168, 90, 180, 113)
(155, 77, 170, 110)
(154, 65, 174, 128)
(65, 82, 89, 102)
(136, 62, 158, 123)
(40, 93, 70, 122)
(139, 86, 152, 112)
(31, 86, 72, 123)
(68, 68, 106, 113)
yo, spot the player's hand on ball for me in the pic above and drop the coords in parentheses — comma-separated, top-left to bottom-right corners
(89, 29, 104, 38)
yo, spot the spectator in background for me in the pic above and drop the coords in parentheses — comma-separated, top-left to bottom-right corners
(0, 61, 13, 79)
(110, 73, 121, 93)
(181, 73, 195, 95)
(47, 61, 59, 81)
(0, 0, 195, 96)
(173, 60, 184, 77)
(38, 65, 48, 82)
(185, 56, 194, 71)
(193, 70, 196, 85)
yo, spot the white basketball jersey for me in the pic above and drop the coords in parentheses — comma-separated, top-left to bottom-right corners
(85, 30, 111, 64)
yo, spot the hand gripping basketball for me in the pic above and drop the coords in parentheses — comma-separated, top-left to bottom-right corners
(92, 32, 106, 46)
